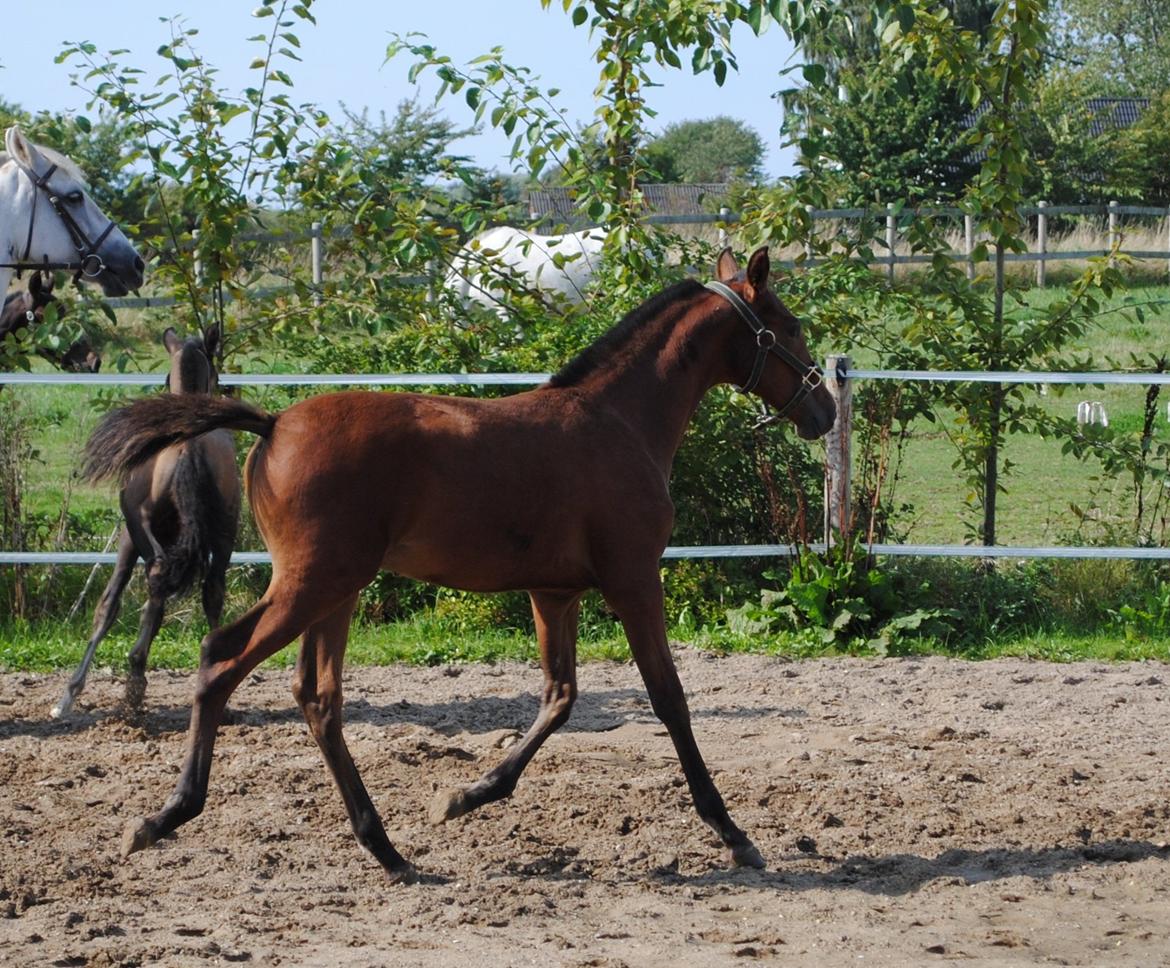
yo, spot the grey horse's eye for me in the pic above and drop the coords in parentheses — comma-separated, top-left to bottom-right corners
(65, 190, 84, 204)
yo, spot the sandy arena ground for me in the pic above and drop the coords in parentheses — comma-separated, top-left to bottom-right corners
(1, 651, 1169, 967)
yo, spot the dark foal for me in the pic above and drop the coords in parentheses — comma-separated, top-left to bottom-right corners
(53, 325, 240, 718)
(1, 272, 100, 372)
(83, 247, 836, 878)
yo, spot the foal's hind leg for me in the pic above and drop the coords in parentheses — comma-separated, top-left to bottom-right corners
(52, 528, 138, 718)
(605, 576, 764, 869)
(123, 591, 166, 710)
(293, 595, 415, 881)
(430, 590, 581, 824)
(201, 544, 231, 629)
(121, 585, 315, 858)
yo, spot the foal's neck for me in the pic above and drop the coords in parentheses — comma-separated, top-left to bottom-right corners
(574, 299, 726, 475)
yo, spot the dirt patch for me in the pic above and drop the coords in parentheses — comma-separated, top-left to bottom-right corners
(1, 652, 1168, 967)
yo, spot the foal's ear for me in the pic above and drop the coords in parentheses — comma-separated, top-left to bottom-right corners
(715, 247, 740, 282)
(203, 323, 221, 360)
(163, 327, 183, 353)
(744, 247, 771, 301)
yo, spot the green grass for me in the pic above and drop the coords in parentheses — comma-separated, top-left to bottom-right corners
(3, 614, 1165, 675)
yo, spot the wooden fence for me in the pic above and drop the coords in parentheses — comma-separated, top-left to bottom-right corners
(96, 199, 1170, 311)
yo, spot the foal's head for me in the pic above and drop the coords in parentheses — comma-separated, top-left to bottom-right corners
(713, 247, 836, 440)
(163, 324, 220, 395)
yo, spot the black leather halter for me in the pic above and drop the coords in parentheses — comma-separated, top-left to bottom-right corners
(0, 157, 116, 279)
(705, 280, 824, 423)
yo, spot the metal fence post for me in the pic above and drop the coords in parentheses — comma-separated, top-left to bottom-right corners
(964, 213, 975, 281)
(823, 354, 853, 549)
(885, 204, 896, 285)
(1036, 201, 1048, 288)
(805, 203, 815, 264)
(310, 221, 323, 307)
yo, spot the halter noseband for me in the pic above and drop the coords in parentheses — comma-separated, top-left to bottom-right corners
(0, 158, 116, 280)
(704, 280, 824, 425)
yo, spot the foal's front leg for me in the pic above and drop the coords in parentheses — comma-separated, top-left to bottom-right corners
(52, 528, 138, 718)
(605, 576, 765, 869)
(430, 590, 581, 823)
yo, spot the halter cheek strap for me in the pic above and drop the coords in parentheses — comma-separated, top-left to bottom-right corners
(0, 159, 115, 280)
(704, 280, 824, 421)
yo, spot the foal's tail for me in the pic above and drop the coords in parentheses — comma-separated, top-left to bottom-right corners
(149, 446, 231, 601)
(83, 395, 277, 485)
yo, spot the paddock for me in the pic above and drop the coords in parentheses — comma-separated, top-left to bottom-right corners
(2, 651, 1167, 966)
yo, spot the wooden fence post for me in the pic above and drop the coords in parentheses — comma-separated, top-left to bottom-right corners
(823, 354, 853, 549)
(1036, 201, 1048, 288)
(1109, 199, 1119, 267)
(310, 221, 323, 307)
(718, 206, 730, 247)
(885, 204, 896, 285)
(805, 203, 815, 263)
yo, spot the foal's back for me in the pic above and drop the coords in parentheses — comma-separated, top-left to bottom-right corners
(245, 389, 671, 594)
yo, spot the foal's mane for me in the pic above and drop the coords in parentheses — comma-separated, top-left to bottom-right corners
(549, 278, 704, 388)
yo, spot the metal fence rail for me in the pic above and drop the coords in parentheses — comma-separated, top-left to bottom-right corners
(4, 366, 1170, 565)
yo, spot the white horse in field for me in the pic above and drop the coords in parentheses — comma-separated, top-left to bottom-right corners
(0, 126, 144, 300)
(444, 226, 606, 317)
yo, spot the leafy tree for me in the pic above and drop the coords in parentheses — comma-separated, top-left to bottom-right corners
(791, 51, 979, 204)
(642, 116, 765, 183)
(59, 2, 324, 360)
(1048, 0, 1170, 96)
(1111, 90, 1170, 204)
(784, 1, 996, 204)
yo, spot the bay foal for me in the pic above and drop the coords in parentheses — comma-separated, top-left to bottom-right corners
(83, 248, 835, 878)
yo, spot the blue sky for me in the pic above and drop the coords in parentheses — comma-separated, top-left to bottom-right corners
(0, 1, 800, 179)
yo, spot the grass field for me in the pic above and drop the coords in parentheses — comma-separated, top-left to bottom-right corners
(4, 269, 1170, 671)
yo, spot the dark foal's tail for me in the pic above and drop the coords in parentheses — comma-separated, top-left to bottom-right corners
(149, 446, 233, 601)
(83, 395, 276, 485)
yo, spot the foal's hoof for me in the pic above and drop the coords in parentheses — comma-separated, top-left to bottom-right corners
(123, 674, 147, 711)
(387, 863, 421, 886)
(121, 818, 158, 858)
(50, 694, 75, 720)
(428, 787, 471, 825)
(730, 841, 766, 870)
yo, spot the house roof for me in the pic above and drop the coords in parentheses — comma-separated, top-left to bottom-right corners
(527, 183, 730, 221)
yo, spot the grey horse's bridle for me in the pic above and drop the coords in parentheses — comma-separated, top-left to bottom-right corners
(705, 280, 824, 425)
(0, 157, 116, 280)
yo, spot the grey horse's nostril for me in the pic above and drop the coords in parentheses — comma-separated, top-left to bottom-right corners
(134, 256, 145, 274)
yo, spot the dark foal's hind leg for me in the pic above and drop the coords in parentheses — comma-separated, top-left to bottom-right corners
(293, 594, 416, 882)
(430, 590, 581, 824)
(201, 545, 230, 630)
(123, 591, 167, 711)
(52, 528, 139, 718)
(605, 575, 765, 869)
(121, 584, 317, 859)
